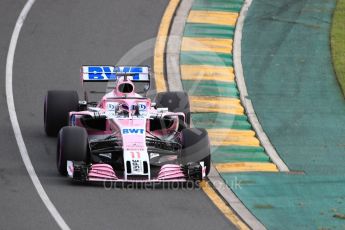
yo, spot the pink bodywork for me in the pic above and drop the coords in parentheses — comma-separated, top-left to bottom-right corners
(68, 79, 186, 181)
(87, 164, 186, 182)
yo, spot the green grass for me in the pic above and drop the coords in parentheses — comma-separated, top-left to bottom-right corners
(331, 0, 345, 95)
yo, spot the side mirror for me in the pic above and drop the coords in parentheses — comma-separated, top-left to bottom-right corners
(78, 100, 88, 111)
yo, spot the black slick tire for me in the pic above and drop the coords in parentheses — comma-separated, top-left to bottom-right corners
(44, 90, 79, 136)
(57, 126, 88, 176)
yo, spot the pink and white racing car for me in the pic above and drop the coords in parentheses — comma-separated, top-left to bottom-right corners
(44, 66, 211, 183)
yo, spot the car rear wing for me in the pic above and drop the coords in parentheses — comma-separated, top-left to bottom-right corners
(81, 65, 151, 101)
(81, 65, 150, 82)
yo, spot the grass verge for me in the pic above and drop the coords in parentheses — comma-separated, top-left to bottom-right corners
(331, 0, 345, 95)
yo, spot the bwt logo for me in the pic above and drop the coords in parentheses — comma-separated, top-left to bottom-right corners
(87, 66, 140, 80)
(122, 128, 145, 134)
(88, 66, 116, 80)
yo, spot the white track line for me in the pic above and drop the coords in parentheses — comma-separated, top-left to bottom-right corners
(5, 1, 70, 229)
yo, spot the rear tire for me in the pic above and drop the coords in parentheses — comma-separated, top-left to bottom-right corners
(44, 90, 79, 136)
(57, 126, 88, 176)
(181, 128, 211, 176)
(154, 91, 191, 126)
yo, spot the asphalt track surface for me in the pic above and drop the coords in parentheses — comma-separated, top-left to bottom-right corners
(0, 1, 236, 229)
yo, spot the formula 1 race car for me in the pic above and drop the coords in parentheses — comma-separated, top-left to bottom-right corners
(44, 66, 211, 183)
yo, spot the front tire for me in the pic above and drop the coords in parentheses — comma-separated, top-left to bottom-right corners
(181, 128, 211, 176)
(44, 90, 79, 136)
(57, 126, 88, 176)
